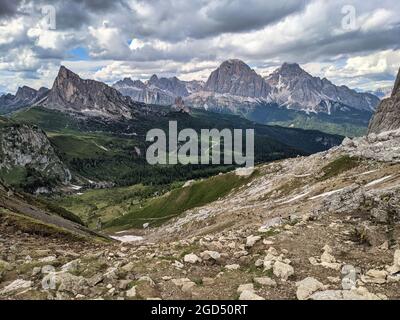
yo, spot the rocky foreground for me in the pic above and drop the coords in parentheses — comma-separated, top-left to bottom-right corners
(1, 130, 400, 300)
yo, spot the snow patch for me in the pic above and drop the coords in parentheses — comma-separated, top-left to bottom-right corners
(365, 175, 393, 187)
(111, 235, 144, 243)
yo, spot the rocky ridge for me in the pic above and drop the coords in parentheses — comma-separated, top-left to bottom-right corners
(368, 68, 400, 134)
(265, 63, 379, 113)
(113, 75, 204, 106)
(112, 59, 380, 118)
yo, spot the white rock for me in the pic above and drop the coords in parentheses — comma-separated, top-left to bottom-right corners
(254, 277, 277, 287)
(61, 259, 80, 273)
(126, 286, 137, 298)
(296, 277, 325, 300)
(362, 269, 388, 284)
(246, 235, 261, 248)
(121, 262, 135, 273)
(388, 249, 400, 274)
(273, 261, 294, 281)
(183, 253, 202, 264)
(0, 279, 32, 295)
(341, 264, 357, 290)
(39, 256, 57, 263)
(172, 260, 184, 269)
(258, 217, 283, 232)
(239, 290, 265, 300)
(225, 264, 240, 271)
(308, 257, 319, 266)
(235, 167, 254, 177)
(138, 276, 155, 286)
(309, 287, 384, 300)
(321, 251, 336, 264)
(200, 251, 221, 261)
(172, 278, 193, 287)
(237, 283, 254, 294)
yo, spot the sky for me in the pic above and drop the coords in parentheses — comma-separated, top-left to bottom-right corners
(0, 0, 399, 94)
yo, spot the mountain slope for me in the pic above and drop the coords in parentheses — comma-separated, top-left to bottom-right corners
(0, 182, 109, 241)
(0, 117, 71, 193)
(368, 68, 400, 134)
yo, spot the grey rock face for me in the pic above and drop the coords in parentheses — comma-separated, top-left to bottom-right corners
(42, 66, 134, 119)
(0, 118, 71, 187)
(0, 86, 49, 114)
(204, 59, 270, 98)
(368, 68, 400, 134)
(265, 63, 380, 113)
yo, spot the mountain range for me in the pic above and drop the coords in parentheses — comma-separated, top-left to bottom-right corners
(0, 59, 381, 137)
(111, 59, 380, 136)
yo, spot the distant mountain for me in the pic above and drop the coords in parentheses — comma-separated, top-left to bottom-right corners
(183, 60, 380, 136)
(265, 63, 379, 113)
(40, 66, 139, 120)
(0, 86, 49, 115)
(204, 59, 271, 98)
(368, 68, 400, 134)
(112, 60, 380, 127)
(113, 75, 204, 106)
(367, 87, 393, 99)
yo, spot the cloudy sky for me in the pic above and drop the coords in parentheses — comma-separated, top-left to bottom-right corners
(0, 0, 399, 94)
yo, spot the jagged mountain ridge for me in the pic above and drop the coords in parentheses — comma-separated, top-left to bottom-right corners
(113, 59, 379, 116)
(265, 63, 379, 113)
(0, 86, 49, 115)
(113, 75, 205, 106)
(368, 68, 400, 134)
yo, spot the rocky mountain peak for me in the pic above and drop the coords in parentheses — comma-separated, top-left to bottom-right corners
(278, 62, 308, 77)
(220, 59, 253, 71)
(42, 66, 133, 119)
(149, 74, 159, 84)
(56, 66, 80, 83)
(15, 86, 37, 100)
(204, 59, 270, 98)
(368, 67, 400, 134)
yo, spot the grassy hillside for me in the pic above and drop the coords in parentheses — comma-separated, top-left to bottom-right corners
(54, 183, 177, 229)
(104, 171, 255, 230)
